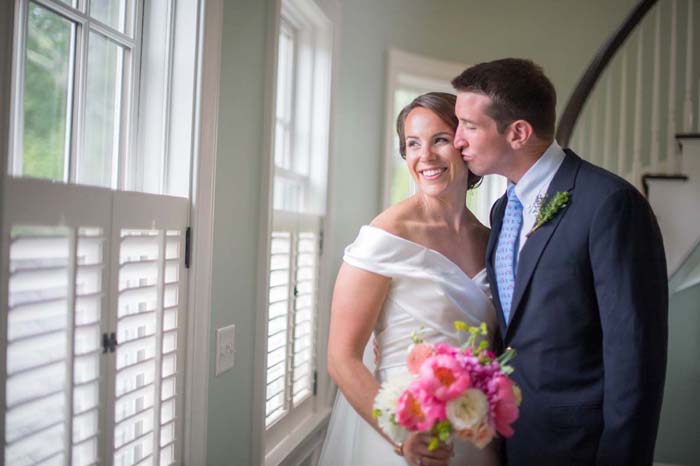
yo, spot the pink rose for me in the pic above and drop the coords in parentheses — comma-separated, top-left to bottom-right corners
(407, 343, 434, 375)
(434, 343, 458, 357)
(493, 376, 519, 437)
(418, 355, 471, 401)
(396, 382, 445, 431)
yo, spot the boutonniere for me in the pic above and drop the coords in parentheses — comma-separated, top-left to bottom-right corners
(526, 191, 570, 237)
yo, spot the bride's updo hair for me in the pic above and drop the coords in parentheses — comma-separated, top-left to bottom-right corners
(396, 92, 482, 190)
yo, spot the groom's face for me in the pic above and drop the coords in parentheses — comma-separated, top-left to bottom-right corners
(453, 92, 512, 177)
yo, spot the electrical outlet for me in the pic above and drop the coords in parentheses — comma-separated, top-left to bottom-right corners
(216, 324, 235, 375)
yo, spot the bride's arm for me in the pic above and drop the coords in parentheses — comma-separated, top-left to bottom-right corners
(327, 263, 452, 466)
(327, 262, 388, 430)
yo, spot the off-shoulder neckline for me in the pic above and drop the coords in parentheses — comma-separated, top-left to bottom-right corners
(361, 225, 487, 282)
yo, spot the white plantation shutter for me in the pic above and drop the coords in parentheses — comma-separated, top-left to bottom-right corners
(292, 230, 318, 405)
(110, 193, 187, 466)
(265, 231, 292, 426)
(1, 178, 188, 466)
(73, 227, 105, 466)
(264, 211, 320, 433)
(6, 227, 74, 466)
(2, 180, 112, 466)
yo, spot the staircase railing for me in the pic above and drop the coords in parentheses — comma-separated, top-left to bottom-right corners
(556, 0, 658, 146)
(556, 0, 699, 189)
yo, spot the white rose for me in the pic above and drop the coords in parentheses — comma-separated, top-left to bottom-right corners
(373, 372, 413, 443)
(446, 388, 489, 431)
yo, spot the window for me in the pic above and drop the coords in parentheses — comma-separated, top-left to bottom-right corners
(262, 0, 333, 461)
(2, 1, 201, 465)
(9, 0, 195, 196)
(12, 0, 138, 188)
(383, 49, 506, 226)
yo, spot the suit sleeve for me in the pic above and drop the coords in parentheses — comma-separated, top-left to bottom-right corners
(589, 188, 668, 466)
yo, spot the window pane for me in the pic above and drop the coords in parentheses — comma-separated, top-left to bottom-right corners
(78, 32, 123, 188)
(20, 3, 74, 181)
(273, 176, 302, 211)
(90, 0, 130, 34)
(274, 122, 290, 171)
(133, 0, 169, 194)
(274, 25, 294, 170)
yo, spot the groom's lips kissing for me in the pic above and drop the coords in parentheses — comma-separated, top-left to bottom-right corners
(461, 151, 474, 161)
(419, 167, 447, 180)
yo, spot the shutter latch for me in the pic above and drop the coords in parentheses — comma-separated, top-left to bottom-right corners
(102, 332, 119, 353)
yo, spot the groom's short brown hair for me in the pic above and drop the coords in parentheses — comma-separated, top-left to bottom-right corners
(451, 58, 556, 140)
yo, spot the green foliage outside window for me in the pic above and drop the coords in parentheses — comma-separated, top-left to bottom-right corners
(21, 3, 72, 181)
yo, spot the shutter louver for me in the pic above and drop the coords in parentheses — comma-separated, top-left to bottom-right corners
(265, 232, 292, 427)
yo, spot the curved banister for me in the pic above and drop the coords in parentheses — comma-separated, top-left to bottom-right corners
(556, 0, 658, 146)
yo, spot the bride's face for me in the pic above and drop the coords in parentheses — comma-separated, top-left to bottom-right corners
(403, 107, 469, 198)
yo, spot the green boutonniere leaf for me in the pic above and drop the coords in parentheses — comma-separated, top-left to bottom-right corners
(527, 191, 570, 237)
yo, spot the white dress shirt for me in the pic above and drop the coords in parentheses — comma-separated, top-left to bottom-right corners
(510, 141, 566, 259)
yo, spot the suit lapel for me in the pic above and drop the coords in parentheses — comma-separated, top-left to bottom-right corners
(486, 193, 508, 334)
(505, 151, 582, 338)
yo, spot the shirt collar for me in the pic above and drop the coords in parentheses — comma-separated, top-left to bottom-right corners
(510, 141, 566, 214)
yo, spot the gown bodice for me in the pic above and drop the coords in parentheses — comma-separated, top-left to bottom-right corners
(343, 225, 497, 378)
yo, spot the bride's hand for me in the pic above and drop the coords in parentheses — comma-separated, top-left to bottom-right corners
(402, 432, 453, 466)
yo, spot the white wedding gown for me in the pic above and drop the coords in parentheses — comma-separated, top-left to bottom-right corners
(318, 226, 502, 466)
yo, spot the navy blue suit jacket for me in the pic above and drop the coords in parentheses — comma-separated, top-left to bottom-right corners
(486, 150, 668, 466)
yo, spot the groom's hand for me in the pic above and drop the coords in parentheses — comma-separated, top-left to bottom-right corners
(403, 432, 453, 466)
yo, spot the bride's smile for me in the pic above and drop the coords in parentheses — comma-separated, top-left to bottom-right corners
(418, 167, 447, 180)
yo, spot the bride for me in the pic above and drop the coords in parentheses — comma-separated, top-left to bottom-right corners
(319, 92, 501, 466)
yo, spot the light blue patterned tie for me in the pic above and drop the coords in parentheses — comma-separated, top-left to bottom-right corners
(495, 186, 523, 324)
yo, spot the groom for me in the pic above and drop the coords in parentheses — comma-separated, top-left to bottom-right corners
(451, 59, 668, 466)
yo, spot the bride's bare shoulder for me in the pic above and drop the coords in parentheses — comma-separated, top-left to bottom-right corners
(369, 198, 420, 239)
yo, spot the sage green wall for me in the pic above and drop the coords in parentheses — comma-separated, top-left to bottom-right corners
(207, 0, 271, 465)
(655, 284, 700, 465)
(207, 1, 639, 465)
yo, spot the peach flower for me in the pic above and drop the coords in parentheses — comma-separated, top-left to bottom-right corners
(407, 343, 434, 375)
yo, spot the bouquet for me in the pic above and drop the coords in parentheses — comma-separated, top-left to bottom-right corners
(372, 322, 520, 450)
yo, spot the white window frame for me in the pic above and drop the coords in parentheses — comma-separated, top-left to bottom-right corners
(0, 6, 13, 461)
(383, 49, 507, 226)
(0, 0, 219, 464)
(254, 0, 335, 465)
(181, 0, 224, 464)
